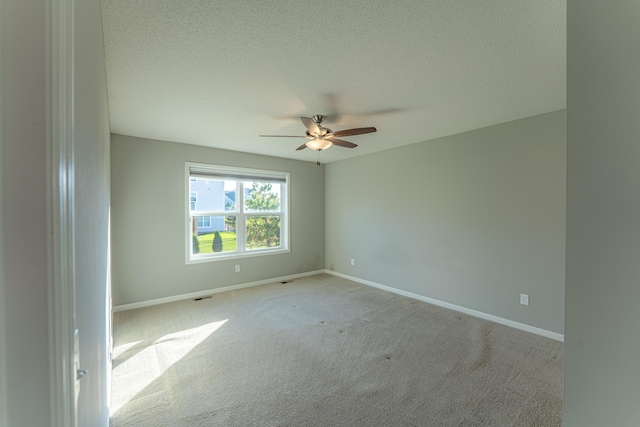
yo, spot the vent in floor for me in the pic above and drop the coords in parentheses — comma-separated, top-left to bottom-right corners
(194, 296, 212, 301)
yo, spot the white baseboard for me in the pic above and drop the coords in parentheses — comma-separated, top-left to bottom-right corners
(113, 270, 325, 312)
(114, 269, 564, 342)
(323, 270, 564, 342)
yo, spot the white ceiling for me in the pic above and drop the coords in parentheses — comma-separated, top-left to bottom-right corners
(101, 0, 566, 164)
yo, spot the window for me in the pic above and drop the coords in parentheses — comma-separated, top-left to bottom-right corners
(197, 215, 211, 228)
(190, 192, 197, 210)
(186, 162, 289, 263)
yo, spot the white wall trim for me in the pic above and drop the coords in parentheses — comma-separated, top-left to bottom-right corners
(47, 0, 77, 426)
(113, 270, 325, 312)
(324, 270, 564, 342)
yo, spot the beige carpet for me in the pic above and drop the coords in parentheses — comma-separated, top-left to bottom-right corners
(110, 274, 563, 426)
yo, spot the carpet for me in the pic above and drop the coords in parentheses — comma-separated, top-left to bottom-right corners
(110, 274, 563, 426)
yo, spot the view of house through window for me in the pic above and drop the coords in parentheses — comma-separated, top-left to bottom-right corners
(187, 163, 289, 262)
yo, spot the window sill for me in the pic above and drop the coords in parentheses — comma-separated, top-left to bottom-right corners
(186, 248, 290, 265)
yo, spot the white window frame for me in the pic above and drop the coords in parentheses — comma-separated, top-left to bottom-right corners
(186, 162, 290, 264)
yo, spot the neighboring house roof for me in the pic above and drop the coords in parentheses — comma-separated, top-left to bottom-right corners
(225, 190, 235, 206)
(225, 188, 255, 208)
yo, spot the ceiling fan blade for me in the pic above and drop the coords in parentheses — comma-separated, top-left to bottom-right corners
(259, 134, 308, 138)
(330, 138, 357, 149)
(328, 127, 377, 138)
(301, 117, 320, 135)
(295, 142, 308, 151)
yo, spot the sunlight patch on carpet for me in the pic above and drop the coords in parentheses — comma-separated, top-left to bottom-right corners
(111, 319, 228, 415)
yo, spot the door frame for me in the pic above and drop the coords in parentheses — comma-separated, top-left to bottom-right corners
(47, 0, 77, 425)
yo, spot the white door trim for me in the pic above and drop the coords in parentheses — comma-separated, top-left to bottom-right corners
(47, 0, 77, 426)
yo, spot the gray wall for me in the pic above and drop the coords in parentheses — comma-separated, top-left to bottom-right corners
(0, 0, 111, 425)
(565, 2, 640, 425)
(325, 111, 566, 334)
(110, 135, 325, 306)
(1, 2, 50, 425)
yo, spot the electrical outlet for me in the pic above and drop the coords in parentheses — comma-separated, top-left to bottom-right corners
(235, 264, 240, 273)
(351, 258, 355, 266)
(520, 293, 529, 306)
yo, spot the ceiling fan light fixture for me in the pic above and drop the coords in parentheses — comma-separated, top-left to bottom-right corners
(306, 138, 333, 151)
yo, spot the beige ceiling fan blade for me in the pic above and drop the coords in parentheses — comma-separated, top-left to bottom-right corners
(301, 117, 320, 135)
(259, 134, 308, 138)
(295, 142, 308, 151)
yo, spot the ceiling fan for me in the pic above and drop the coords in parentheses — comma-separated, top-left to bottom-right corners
(259, 115, 377, 152)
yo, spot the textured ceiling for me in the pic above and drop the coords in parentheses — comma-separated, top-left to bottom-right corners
(101, 0, 566, 164)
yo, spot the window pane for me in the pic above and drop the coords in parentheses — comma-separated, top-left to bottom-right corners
(243, 181, 281, 212)
(223, 180, 237, 212)
(246, 216, 280, 250)
(191, 216, 237, 254)
(189, 178, 227, 212)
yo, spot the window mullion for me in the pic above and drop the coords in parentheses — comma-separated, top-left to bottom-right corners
(237, 180, 245, 253)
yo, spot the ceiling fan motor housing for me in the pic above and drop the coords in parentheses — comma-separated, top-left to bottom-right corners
(312, 114, 325, 124)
